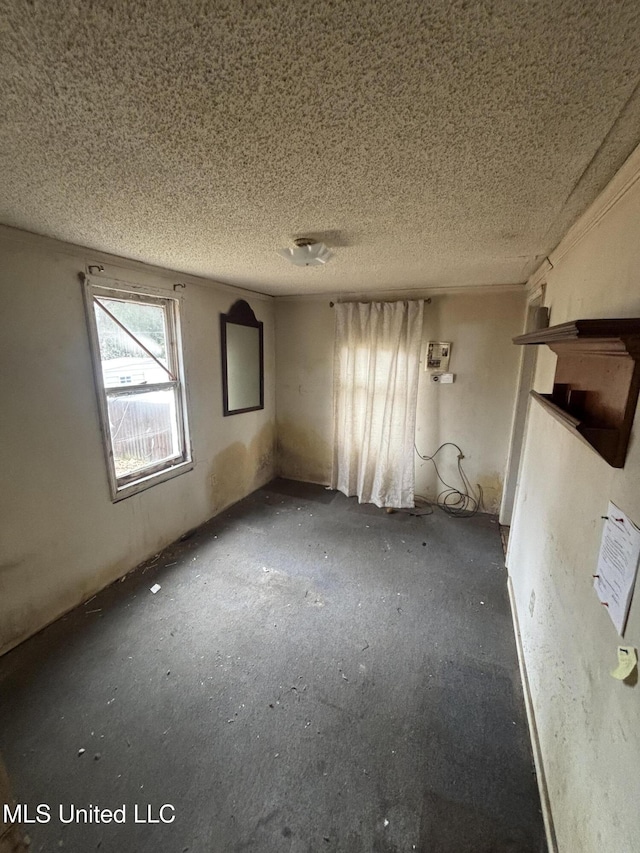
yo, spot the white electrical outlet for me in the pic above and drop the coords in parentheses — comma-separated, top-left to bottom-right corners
(430, 373, 455, 384)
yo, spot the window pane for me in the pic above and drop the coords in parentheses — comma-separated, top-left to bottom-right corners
(106, 389, 181, 479)
(94, 298, 170, 388)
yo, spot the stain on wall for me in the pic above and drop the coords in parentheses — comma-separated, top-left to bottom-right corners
(275, 299, 335, 485)
(475, 472, 505, 515)
(210, 421, 276, 512)
(276, 419, 332, 485)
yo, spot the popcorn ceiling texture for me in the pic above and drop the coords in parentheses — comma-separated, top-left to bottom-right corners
(1, 0, 640, 295)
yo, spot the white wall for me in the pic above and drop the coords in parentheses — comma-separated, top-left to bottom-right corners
(0, 227, 276, 655)
(275, 299, 336, 484)
(508, 147, 640, 852)
(415, 291, 525, 512)
(276, 290, 525, 512)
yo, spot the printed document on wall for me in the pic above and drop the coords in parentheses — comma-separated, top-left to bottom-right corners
(594, 502, 640, 636)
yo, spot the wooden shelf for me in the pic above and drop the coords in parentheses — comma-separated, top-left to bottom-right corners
(514, 318, 640, 468)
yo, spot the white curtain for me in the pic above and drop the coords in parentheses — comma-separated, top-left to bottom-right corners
(331, 300, 424, 508)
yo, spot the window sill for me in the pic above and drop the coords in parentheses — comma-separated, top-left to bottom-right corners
(111, 459, 194, 502)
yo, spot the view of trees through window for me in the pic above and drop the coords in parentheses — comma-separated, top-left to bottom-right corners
(95, 298, 168, 366)
(91, 292, 185, 488)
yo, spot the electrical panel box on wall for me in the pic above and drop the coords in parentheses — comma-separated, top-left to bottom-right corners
(426, 341, 451, 372)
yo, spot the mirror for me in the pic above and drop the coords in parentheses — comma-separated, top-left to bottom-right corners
(220, 300, 264, 416)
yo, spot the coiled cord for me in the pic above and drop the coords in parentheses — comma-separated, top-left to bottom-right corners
(414, 442, 483, 518)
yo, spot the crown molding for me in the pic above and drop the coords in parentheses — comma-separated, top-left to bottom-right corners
(527, 260, 552, 296)
(275, 282, 526, 304)
(0, 224, 274, 301)
(528, 140, 640, 286)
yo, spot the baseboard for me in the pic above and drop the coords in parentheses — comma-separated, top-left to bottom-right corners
(507, 576, 559, 853)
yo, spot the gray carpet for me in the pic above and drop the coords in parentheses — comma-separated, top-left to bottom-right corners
(0, 480, 547, 852)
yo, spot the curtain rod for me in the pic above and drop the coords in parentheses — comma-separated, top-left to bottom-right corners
(329, 297, 432, 307)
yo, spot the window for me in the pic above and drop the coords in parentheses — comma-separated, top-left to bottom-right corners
(84, 278, 192, 500)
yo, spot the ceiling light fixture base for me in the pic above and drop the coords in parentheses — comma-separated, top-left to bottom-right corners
(278, 237, 333, 267)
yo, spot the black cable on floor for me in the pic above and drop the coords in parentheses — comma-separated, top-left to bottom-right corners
(396, 497, 434, 517)
(414, 442, 483, 518)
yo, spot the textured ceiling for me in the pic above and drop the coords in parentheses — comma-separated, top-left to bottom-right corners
(1, 0, 640, 296)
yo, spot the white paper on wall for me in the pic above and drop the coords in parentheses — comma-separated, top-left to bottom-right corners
(594, 501, 640, 636)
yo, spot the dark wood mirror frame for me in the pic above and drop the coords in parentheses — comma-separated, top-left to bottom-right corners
(220, 299, 264, 416)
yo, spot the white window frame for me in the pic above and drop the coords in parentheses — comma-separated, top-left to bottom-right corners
(83, 275, 193, 501)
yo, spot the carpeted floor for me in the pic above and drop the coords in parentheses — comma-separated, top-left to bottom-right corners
(0, 480, 547, 853)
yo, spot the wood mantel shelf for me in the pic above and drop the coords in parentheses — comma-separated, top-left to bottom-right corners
(514, 318, 640, 468)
